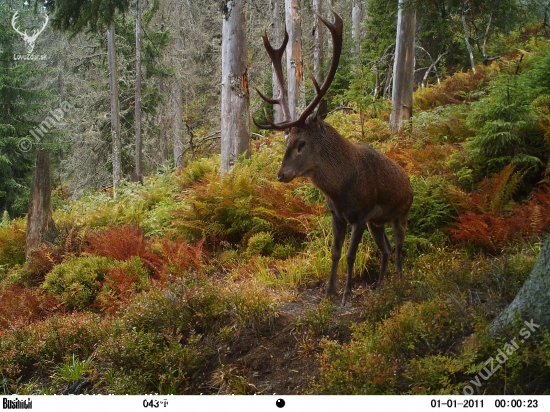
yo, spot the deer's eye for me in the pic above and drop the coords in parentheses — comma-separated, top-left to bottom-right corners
(296, 140, 306, 153)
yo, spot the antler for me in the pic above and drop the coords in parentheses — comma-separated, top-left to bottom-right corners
(254, 11, 343, 130)
(11, 12, 27, 39)
(255, 29, 291, 126)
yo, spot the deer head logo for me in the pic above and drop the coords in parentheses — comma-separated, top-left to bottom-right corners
(11, 11, 49, 54)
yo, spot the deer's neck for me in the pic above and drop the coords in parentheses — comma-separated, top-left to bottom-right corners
(310, 131, 357, 199)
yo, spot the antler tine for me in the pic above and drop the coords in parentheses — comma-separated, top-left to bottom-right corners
(295, 10, 343, 126)
(252, 108, 293, 131)
(255, 86, 280, 106)
(252, 110, 273, 130)
(310, 74, 322, 95)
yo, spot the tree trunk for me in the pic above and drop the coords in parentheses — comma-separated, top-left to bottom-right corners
(389, 0, 415, 133)
(25, 149, 56, 259)
(173, 78, 184, 170)
(173, 0, 184, 170)
(107, 22, 122, 194)
(220, 0, 250, 176)
(462, 3, 476, 73)
(313, 0, 323, 84)
(352, 0, 363, 55)
(482, 11, 493, 64)
(135, 0, 143, 181)
(491, 234, 550, 333)
(285, 0, 303, 120)
(158, 79, 168, 167)
(270, 0, 284, 123)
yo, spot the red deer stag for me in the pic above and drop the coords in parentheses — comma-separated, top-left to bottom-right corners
(254, 11, 413, 305)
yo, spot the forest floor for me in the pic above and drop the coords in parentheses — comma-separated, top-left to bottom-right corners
(199, 277, 372, 395)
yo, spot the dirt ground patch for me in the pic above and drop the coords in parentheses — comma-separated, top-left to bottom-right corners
(199, 281, 370, 394)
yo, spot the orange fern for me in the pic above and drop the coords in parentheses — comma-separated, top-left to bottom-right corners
(156, 237, 206, 279)
(414, 65, 497, 110)
(25, 245, 64, 285)
(84, 225, 163, 273)
(450, 184, 550, 253)
(0, 286, 60, 330)
(448, 165, 523, 214)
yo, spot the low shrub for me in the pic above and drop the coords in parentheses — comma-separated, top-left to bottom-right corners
(0, 219, 26, 272)
(121, 275, 229, 338)
(97, 329, 206, 394)
(41, 256, 118, 310)
(315, 297, 472, 394)
(0, 313, 106, 382)
(412, 105, 472, 144)
(153, 237, 206, 278)
(0, 286, 59, 330)
(466, 72, 547, 180)
(228, 282, 278, 334)
(246, 232, 275, 256)
(172, 149, 322, 251)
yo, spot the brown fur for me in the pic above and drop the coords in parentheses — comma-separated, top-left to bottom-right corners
(278, 112, 413, 305)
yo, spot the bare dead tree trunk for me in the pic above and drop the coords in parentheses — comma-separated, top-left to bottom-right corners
(220, 0, 250, 176)
(390, 0, 415, 133)
(173, 0, 184, 170)
(462, 3, 476, 73)
(351, 0, 363, 55)
(491, 234, 550, 333)
(173, 82, 183, 169)
(158, 79, 168, 167)
(107, 21, 122, 194)
(134, 0, 143, 181)
(25, 149, 56, 259)
(313, 0, 323, 83)
(135, 0, 143, 181)
(285, 0, 303, 120)
(270, 0, 284, 123)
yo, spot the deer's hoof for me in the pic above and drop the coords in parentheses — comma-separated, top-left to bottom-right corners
(325, 285, 337, 298)
(341, 290, 352, 306)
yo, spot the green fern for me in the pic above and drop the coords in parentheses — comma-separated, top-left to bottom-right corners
(466, 71, 546, 181)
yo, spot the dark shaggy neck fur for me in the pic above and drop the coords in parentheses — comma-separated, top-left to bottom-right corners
(309, 122, 359, 198)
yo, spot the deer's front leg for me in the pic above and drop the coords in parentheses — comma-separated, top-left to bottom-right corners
(327, 214, 346, 298)
(343, 219, 367, 305)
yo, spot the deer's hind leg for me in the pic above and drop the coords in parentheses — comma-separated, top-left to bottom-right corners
(367, 222, 391, 285)
(391, 215, 408, 277)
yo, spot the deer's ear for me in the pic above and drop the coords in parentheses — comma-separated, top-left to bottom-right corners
(307, 99, 328, 129)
